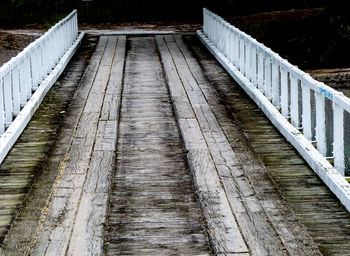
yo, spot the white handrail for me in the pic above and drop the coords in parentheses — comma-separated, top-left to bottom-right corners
(202, 8, 350, 175)
(199, 8, 350, 211)
(0, 10, 83, 164)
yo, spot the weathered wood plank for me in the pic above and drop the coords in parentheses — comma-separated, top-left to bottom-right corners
(66, 34, 126, 250)
(64, 38, 126, 255)
(73, 36, 109, 105)
(157, 35, 248, 254)
(32, 36, 118, 256)
(67, 151, 115, 255)
(94, 121, 118, 151)
(100, 36, 126, 121)
(179, 119, 248, 254)
(104, 36, 211, 256)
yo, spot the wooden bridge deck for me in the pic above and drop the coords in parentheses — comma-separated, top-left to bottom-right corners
(1, 33, 350, 255)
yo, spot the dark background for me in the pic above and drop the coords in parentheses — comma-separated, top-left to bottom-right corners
(1, 0, 349, 69)
(0, 0, 343, 25)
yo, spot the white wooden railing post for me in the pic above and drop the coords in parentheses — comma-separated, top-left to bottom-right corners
(250, 40, 257, 86)
(228, 27, 234, 63)
(280, 62, 289, 118)
(3, 65, 13, 126)
(203, 9, 207, 35)
(39, 40, 45, 82)
(234, 30, 239, 67)
(224, 22, 230, 58)
(290, 69, 300, 128)
(239, 33, 245, 74)
(245, 37, 251, 81)
(333, 102, 345, 175)
(209, 12, 213, 41)
(271, 58, 280, 107)
(24, 52, 32, 101)
(315, 91, 327, 156)
(0, 73, 4, 134)
(11, 60, 21, 116)
(18, 54, 27, 107)
(257, 47, 264, 93)
(264, 54, 271, 99)
(32, 45, 39, 90)
(302, 76, 312, 141)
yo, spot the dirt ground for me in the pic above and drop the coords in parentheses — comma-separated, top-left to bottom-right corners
(0, 31, 39, 66)
(79, 21, 202, 32)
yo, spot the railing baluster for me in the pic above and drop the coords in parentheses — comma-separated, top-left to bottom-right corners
(234, 30, 239, 67)
(290, 71, 300, 128)
(3, 66, 13, 126)
(302, 77, 312, 141)
(333, 103, 345, 175)
(264, 55, 271, 99)
(228, 27, 234, 63)
(0, 73, 4, 134)
(31, 45, 39, 90)
(245, 37, 251, 81)
(39, 40, 45, 82)
(239, 34, 245, 74)
(227, 23, 231, 58)
(257, 47, 264, 93)
(19, 55, 27, 107)
(280, 64, 289, 118)
(25, 52, 33, 101)
(315, 91, 327, 156)
(203, 9, 207, 34)
(251, 42, 257, 86)
(271, 58, 280, 108)
(11, 61, 21, 116)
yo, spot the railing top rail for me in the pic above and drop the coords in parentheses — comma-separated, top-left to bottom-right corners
(0, 9, 78, 77)
(200, 7, 350, 211)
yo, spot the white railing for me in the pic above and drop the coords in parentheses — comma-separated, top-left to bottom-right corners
(198, 8, 350, 210)
(0, 10, 84, 164)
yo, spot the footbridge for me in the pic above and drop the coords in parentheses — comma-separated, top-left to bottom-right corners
(1, 8, 350, 256)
